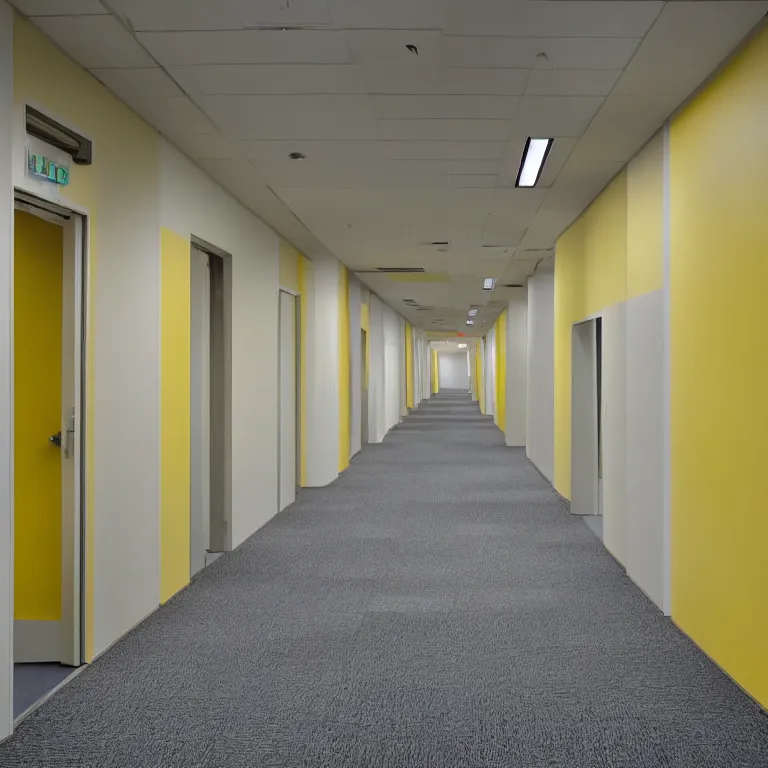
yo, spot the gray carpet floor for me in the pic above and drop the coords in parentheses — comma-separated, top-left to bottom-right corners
(2, 393, 767, 766)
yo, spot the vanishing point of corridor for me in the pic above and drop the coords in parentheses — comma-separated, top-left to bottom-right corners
(2, 393, 766, 767)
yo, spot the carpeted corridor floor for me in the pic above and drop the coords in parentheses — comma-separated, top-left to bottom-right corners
(2, 393, 767, 767)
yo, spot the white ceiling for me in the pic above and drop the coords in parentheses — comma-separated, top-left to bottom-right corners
(13, 0, 768, 331)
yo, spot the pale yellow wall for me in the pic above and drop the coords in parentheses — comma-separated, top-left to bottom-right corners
(627, 132, 664, 300)
(279, 239, 300, 292)
(670, 26, 768, 708)
(494, 311, 507, 433)
(14, 15, 161, 660)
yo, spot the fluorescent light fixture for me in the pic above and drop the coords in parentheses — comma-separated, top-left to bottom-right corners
(468, 309, 478, 316)
(482, 277, 495, 291)
(458, 343, 467, 349)
(466, 320, 474, 325)
(515, 137, 554, 188)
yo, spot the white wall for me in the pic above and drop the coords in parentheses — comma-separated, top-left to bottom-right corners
(160, 142, 280, 543)
(349, 276, 362, 458)
(526, 272, 554, 481)
(383, 305, 402, 433)
(368, 294, 386, 443)
(484, 327, 496, 416)
(625, 289, 665, 609)
(304, 258, 340, 486)
(602, 303, 627, 563)
(438, 352, 469, 390)
(0, 0, 13, 738)
(505, 290, 527, 447)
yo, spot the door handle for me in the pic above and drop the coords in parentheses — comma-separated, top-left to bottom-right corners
(49, 431, 62, 448)
(64, 407, 75, 459)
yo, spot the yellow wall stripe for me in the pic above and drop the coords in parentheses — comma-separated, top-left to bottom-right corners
(494, 312, 507, 434)
(159, 228, 191, 603)
(431, 349, 439, 394)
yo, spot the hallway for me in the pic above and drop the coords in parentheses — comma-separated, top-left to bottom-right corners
(2, 393, 767, 767)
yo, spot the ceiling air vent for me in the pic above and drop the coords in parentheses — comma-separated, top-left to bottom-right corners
(376, 267, 425, 273)
(416, 307, 435, 311)
(501, 283, 524, 288)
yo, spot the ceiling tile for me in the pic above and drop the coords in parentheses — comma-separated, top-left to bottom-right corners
(109, 0, 244, 31)
(11, 0, 107, 14)
(445, 36, 641, 70)
(363, 62, 444, 94)
(169, 64, 367, 95)
(234, 0, 333, 28)
(575, 95, 670, 162)
(526, 69, 622, 97)
(443, 1, 663, 38)
(371, 95, 519, 120)
(240, 140, 388, 166)
(451, 175, 498, 188)
(511, 249, 553, 262)
(384, 141, 448, 159)
(139, 97, 218, 136)
(198, 95, 378, 140)
(326, 0, 443, 29)
(444, 68, 529, 96)
(345, 30, 441, 65)
(517, 209, 580, 250)
(33, 15, 156, 68)
(489, 188, 547, 220)
(90, 67, 185, 100)
(545, 157, 625, 214)
(137, 30, 351, 65)
(170, 132, 234, 160)
(613, 2, 768, 97)
(482, 217, 527, 247)
(512, 96, 604, 138)
(377, 120, 512, 142)
(451, 160, 501, 175)
(446, 142, 508, 160)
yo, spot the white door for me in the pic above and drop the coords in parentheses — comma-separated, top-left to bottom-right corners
(279, 291, 297, 511)
(190, 246, 211, 576)
(571, 320, 599, 516)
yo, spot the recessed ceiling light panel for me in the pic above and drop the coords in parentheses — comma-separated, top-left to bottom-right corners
(515, 137, 554, 188)
(482, 277, 495, 291)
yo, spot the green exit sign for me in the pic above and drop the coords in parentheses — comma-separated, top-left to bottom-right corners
(27, 150, 69, 186)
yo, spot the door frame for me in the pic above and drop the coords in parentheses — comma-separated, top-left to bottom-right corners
(11, 191, 87, 673)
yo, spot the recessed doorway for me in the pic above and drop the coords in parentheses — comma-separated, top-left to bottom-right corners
(189, 240, 232, 577)
(12, 193, 86, 719)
